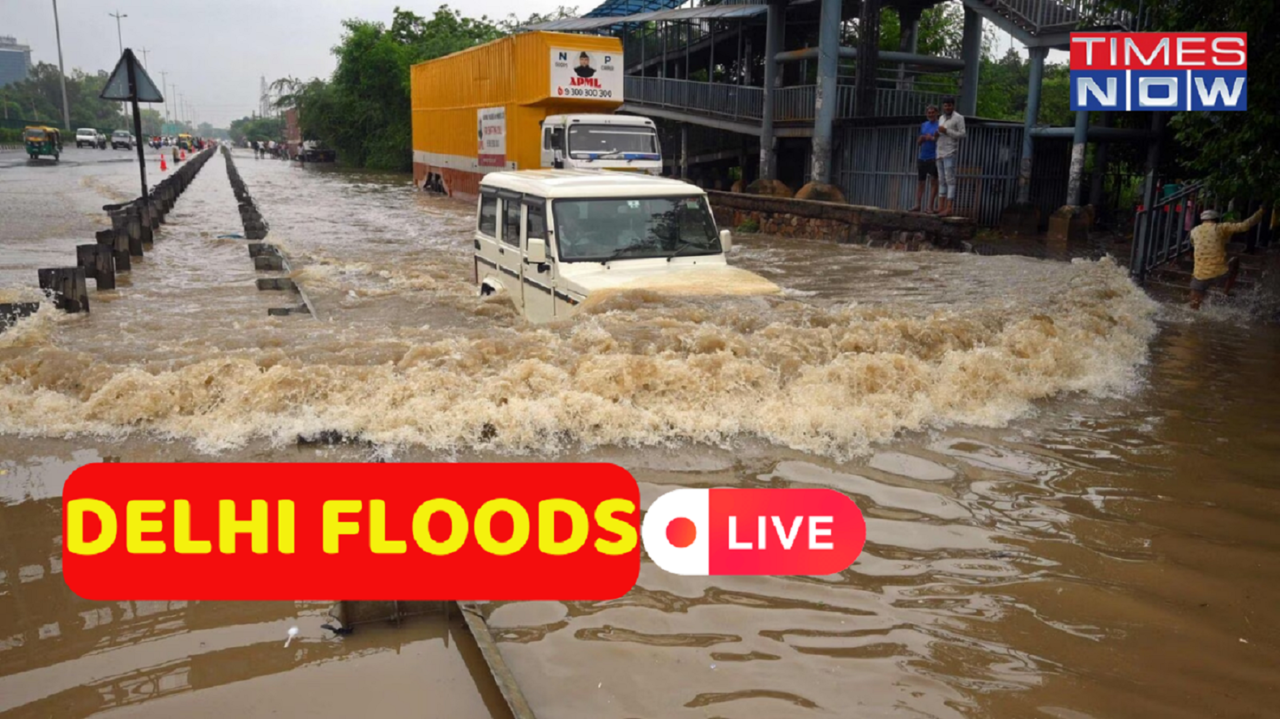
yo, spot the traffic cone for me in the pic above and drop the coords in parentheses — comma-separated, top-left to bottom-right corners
(160, 153, 167, 172)
(180, 149, 186, 161)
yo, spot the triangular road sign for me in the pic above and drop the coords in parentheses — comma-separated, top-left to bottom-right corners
(101, 49, 164, 102)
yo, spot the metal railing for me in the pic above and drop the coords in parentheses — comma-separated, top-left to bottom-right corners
(775, 86, 816, 121)
(626, 77, 952, 123)
(625, 76, 764, 120)
(1130, 182, 1203, 284)
(987, 0, 1142, 33)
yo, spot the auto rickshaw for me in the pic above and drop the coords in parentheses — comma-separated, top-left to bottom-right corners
(177, 133, 193, 151)
(23, 126, 62, 161)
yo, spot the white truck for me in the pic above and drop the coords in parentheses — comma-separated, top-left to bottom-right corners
(474, 170, 780, 323)
(540, 114, 662, 175)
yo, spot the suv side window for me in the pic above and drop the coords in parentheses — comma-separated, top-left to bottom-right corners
(502, 198, 522, 247)
(479, 195, 497, 236)
(525, 199, 547, 242)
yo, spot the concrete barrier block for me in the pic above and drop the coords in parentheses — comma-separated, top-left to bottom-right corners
(0, 302, 42, 331)
(37, 267, 90, 313)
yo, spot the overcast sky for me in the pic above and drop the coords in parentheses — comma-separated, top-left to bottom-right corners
(2, 0, 572, 127)
(3, 1, 1056, 128)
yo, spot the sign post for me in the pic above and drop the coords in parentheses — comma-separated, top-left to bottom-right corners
(100, 49, 164, 207)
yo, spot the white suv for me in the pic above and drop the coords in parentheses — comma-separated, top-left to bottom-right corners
(76, 128, 106, 149)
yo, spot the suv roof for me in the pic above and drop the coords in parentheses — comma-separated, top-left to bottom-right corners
(480, 170, 702, 199)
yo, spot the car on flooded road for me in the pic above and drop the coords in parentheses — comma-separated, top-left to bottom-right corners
(110, 130, 135, 150)
(474, 170, 781, 323)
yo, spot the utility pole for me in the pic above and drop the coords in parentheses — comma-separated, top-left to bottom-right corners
(109, 11, 128, 116)
(52, 0, 72, 131)
(139, 47, 149, 69)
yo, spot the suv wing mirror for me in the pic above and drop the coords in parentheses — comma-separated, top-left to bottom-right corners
(527, 237, 548, 264)
(719, 229, 733, 252)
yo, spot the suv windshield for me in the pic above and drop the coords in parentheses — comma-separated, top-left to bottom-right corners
(553, 196, 721, 262)
(567, 125, 657, 158)
(113, 131, 130, 138)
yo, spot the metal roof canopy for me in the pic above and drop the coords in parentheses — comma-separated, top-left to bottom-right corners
(583, 0, 683, 18)
(528, 4, 769, 31)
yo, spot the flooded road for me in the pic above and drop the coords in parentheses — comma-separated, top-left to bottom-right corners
(1, 148, 1277, 718)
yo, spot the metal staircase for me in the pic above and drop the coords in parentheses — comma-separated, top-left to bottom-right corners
(962, 0, 1146, 47)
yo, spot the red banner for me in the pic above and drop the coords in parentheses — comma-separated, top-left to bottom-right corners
(62, 463, 640, 601)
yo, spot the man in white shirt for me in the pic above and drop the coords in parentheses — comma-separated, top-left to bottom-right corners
(935, 97, 966, 217)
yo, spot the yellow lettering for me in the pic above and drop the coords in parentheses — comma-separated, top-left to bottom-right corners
(219, 499, 269, 554)
(475, 499, 529, 556)
(126, 500, 166, 554)
(370, 500, 406, 554)
(66, 499, 117, 555)
(174, 500, 210, 554)
(322, 500, 362, 554)
(412, 499, 467, 555)
(539, 499, 588, 555)
(593, 499, 637, 555)
(277, 500, 295, 554)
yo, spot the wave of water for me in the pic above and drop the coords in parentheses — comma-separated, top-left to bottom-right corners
(0, 256, 1157, 459)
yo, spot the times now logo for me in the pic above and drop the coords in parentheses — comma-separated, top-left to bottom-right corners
(1070, 33, 1247, 111)
(641, 488, 866, 576)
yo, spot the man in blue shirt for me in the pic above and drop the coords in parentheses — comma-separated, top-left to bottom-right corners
(913, 105, 940, 213)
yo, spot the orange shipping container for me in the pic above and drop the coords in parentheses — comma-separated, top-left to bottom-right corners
(411, 31, 625, 199)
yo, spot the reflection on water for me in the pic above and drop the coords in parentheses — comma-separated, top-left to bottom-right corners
(1, 151, 1278, 718)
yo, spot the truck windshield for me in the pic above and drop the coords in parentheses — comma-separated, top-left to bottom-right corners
(567, 125, 657, 157)
(553, 196, 720, 262)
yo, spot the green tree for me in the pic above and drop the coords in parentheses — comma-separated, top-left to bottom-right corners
(1097, 0, 1275, 200)
(0, 63, 133, 131)
(279, 4, 576, 171)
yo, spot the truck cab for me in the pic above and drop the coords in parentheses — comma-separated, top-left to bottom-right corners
(540, 115, 662, 176)
(474, 170, 780, 324)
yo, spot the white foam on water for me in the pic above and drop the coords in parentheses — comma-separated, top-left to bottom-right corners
(0, 258, 1158, 460)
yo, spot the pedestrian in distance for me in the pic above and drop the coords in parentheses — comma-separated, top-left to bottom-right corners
(912, 105, 940, 214)
(1188, 205, 1267, 310)
(935, 96, 966, 217)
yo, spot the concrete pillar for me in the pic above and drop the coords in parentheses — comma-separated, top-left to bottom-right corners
(897, 9, 921, 90)
(794, 0, 848, 201)
(959, 7, 982, 117)
(1016, 47, 1047, 205)
(758, 0, 784, 181)
(1088, 112, 1111, 209)
(854, 0, 880, 118)
(1066, 109, 1089, 207)
(681, 125, 689, 179)
(811, 0, 843, 182)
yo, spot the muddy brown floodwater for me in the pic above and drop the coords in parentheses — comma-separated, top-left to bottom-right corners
(1, 148, 1277, 718)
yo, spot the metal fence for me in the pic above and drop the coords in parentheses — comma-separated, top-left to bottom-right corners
(835, 123, 1073, 227)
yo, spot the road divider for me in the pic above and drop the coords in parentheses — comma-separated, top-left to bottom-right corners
(220, 147, 318, 318)
(8, 146, 218, 328)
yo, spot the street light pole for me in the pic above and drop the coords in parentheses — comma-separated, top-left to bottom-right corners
(159, 71, 167, 124)
(109, 11, 126, 54)
(51, 0, 72, 131)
